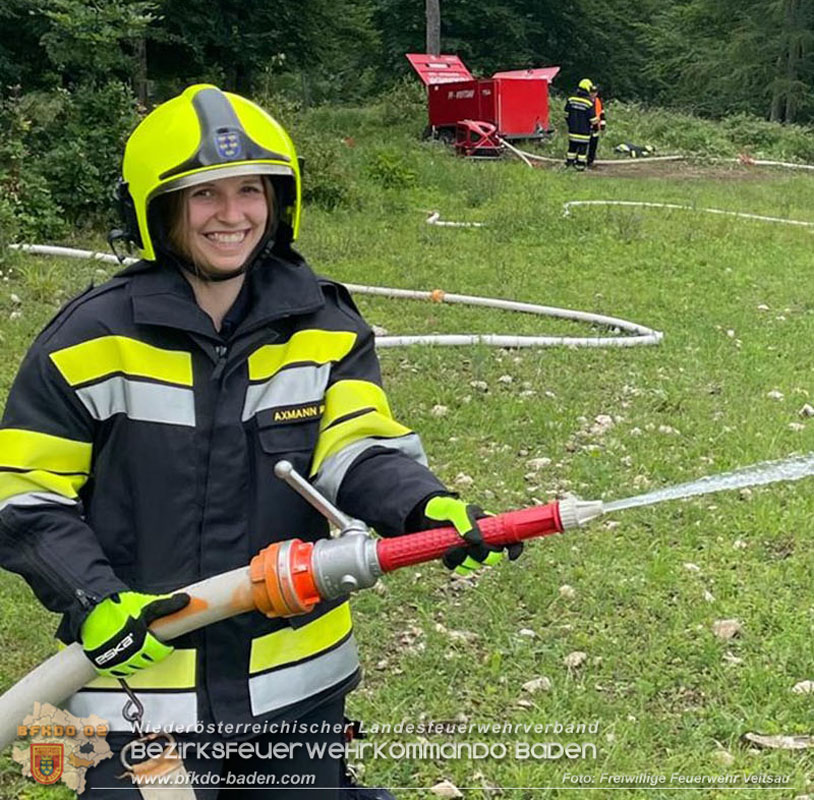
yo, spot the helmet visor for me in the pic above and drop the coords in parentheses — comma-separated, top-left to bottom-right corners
(150, 163, 295, 199)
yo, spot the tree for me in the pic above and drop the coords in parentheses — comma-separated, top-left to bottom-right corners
(426, 0, 440, 54)
(39, 0, 158, 86)
(148, 0, 378, 99)
(0, 0, 54, 91)
(769, 0, 814, 122)
(641, 0, 814, 121)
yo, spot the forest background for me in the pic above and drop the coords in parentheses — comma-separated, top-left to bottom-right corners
(1, 0, 813, 242)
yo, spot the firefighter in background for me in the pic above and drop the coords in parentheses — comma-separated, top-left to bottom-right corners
(0, 84, 522, 799)
(587, 85, 606, 167)
(564, 79, 599, 171)
(615, 142, 656, 158)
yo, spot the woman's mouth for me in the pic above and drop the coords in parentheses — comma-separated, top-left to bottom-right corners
(203, 230, 249, 246)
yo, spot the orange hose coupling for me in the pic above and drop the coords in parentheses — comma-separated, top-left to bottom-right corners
(249, 539, 322, 617)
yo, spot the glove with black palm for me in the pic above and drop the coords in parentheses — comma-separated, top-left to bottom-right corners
(421, 495, 523, 576)
(81, 591, 190, 678)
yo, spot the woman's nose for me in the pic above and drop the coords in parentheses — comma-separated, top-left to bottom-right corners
(217, 193, 244, 223)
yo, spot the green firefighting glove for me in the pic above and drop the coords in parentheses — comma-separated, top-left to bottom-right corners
(422, 496, 523, 576)
(80, 591, 190, 678)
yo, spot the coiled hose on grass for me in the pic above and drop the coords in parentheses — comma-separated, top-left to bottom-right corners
(8, 244, 663, 349)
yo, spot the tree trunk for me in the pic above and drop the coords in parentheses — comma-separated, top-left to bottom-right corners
(769, 53, 785, 121)
(426, 0, 441, 55)
(133, 37, 148, 106)
(784, 0, 800, 122)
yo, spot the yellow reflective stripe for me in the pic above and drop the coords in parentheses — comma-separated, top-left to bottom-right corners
(50, 336, 193, 387)
(311, 413, 410, 477)
(321, 379, 391, 429)
(310, 380, 411, 475)
(0, 429, 91, 473)
(250, 602, 352, 674)
(248, 330, 357, 382)
(0, 470, 87, 503)
(85, 648, 197, 690)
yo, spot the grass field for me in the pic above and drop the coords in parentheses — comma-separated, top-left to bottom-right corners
(3, 101, 814, 798)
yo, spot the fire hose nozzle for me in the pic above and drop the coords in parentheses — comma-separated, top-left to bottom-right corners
(556, 497, 605, 530)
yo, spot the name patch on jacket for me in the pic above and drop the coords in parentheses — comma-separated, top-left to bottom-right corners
(270, 402, 325, 425)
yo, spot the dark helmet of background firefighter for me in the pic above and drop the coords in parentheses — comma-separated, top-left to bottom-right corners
(115, 84, 302, 261)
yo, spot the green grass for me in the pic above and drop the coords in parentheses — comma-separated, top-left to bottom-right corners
(4, 102, 814, 798)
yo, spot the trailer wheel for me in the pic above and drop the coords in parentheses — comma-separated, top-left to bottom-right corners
(437, 127, 456, 145)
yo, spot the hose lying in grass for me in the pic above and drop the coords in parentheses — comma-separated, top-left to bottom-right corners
(425, 211, 485, 228)
(512, 148, 814, 171)
(562, 200, 814, 229)
(9, 244, 664, 349)
(496, 136, 534, 168)
(517, 151, 686, 166)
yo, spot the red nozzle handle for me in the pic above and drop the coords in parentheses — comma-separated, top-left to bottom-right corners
(376, 501, 563, 573)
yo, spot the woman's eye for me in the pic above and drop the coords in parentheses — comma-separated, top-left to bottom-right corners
(191, 188, 213, 199)
(241, 184, 262, 194)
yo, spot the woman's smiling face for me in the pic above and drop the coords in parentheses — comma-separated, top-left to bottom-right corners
(182, 174, 270, 275)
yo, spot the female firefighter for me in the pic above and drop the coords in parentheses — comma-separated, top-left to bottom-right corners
(0, 85, 521, 798)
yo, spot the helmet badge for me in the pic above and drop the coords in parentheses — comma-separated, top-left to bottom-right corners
(215, 129, 242, 159)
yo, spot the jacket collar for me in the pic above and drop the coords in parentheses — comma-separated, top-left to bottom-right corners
(126, 251, 326, 339)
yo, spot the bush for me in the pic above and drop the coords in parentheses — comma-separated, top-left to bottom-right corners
(0, 89, 67, 244)
(371, 77, 426, 128)
(296, 130, 357, 211)
(365, 147, 417, 189)
(0, 81, 137, 243)
(31, 81, 138, 224)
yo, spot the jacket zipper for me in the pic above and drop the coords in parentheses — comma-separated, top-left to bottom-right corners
(211, 344, 228, 381)
(17, 536, 101, 611)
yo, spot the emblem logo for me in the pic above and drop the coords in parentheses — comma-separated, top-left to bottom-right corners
(215, 130, 242, 159)
(95, 632, 135, 665)
(31, 743, 64, 785)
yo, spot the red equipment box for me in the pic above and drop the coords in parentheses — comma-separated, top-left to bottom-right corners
(406, 54, 560, 140)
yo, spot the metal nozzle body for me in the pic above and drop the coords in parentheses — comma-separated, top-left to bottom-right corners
(311, 535, 383, 599)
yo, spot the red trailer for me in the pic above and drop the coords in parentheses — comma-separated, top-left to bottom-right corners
(406, 53, 560, 142)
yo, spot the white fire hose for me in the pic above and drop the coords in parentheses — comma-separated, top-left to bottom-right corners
(0, 566, 252, 751)
(508, 147, 814, 172)
(8, 244, 664, 348)
(562, 200, 814, 229)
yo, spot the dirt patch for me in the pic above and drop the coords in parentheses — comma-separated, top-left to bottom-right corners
(587, 160, 785, 181)
(529, 157, 789, 181)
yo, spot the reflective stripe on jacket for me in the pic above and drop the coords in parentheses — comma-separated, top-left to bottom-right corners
(592, 96, 606, 134)
(565, 90, 598, 137)
(0, 251, 447, 733)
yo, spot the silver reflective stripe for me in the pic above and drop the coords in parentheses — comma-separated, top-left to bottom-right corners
(76, 376, 196, 426)
(242, 364, 331, 422)
(0, 491, 76, 513)
(249, 635, 359, 716)
(313, 432, 428, 503)
(65, 690, 198, 732)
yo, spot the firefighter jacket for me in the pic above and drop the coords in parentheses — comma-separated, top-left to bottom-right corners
(592, 97, 606, 133)
(564, 89, 598, 141)
(0, 251, 448, 733)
